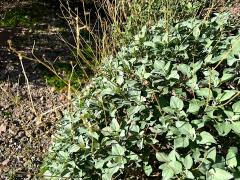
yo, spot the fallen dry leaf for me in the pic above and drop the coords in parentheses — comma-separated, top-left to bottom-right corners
(0, 124, 6, 134)
(1, 159, 9, 166)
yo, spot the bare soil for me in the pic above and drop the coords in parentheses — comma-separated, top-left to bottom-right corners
(0, 1, 73, 179)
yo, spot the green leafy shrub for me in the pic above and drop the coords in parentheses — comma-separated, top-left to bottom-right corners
(41, 13, 240, 179)
(111, 0, 216, 49)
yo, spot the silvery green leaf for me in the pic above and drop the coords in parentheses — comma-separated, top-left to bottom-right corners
(130, 124, 140, 133)
(231, 122, 240, 135)
(111, 144, 125, 156)
(178, 64, 191, 77)
(204, 54, 213, 64)
(197, 131, 216, 144)
(110, 118, 120, 132)
(174, 137, 189, 149)
(216, 90, 237, 102)
(102, 166, 120, 180)
(226, 147, 238, 168)
(159, 163, 175, 180)
(186, 76, 197, 88)
(169, 160, 182, 174)
(227, 58, 239, 66)
(214, 122, 232, 136)
(208, 168, 233, 180)
(101, 88, 114, 96)
(168, 70, 180, 80)
(170, 96, 184, 110)
(69, 144, 80, 153)
(176, 121, 195, 140)
(144, 163, 153, 176)
(154, 60, 165, 70)
(232, 101, 240, 113)
(185, 170, 195, 179)
(156, 152, 169, 162)
(164, 61, 171, 74)
(184, 154, 193, 169)
(193, 26, 201, 39)
(205, 147, 216, 162)
(191, 61, 203, 73)
(59, 151, 69, 159)
(187, 99, 201, 114)
(196, 88, 213, 99)
(221, 72, 235, 83)
(144, 41, 155, 48)
(231, 36, 240, 55)
(116, 75, 124, 85)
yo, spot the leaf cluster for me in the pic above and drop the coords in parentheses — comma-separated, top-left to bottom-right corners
(41, 13, 240, 179)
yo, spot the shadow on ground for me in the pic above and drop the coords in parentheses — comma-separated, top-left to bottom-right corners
(0, 1, 75, 179)
(0, 1, 77, 86)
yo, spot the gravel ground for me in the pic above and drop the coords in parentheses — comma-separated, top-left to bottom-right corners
(0, 2, 74, 179)
(0, 83, 68, 179)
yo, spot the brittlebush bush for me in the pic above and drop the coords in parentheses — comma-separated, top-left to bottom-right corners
(41, 12, 240, 179)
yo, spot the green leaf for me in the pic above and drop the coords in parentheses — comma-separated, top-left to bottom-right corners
(204, 54, 213, 64)
(127, 152, 139, 161)
(191, 119, 205, 129)
(197, 131, 216, 144)
(169, 160, 182, 174)
(231, 115, 240, 121)
(144, 41, 155, 48)
(184, 154, 193, 169)
(226, 147, 238, 168)
(187, 99, 202, 114)
(170, 96, 184, 110)
(68, 144, 80, 153)
(111, 144, 125, 156)
(217, 90, 236, 102)
(221, 71, 235, 83)
(193, 26, 200, 39)
(231, 122, 240, 135)
(159, 163, 174, 180)
(192, 148, 201, 162)
(116, 75, 124, 85)
(186, 76, 197, 88)
(95, 159, 106, 169)
(164, 61, 171, 73)
(214, 122, 232, 136)
(144, 163, 153, 176)
(101, 88, 114, 96)
(208, 168, 233, 180)
(191, 61, 203, 73)
(185, 170, 195, 179)
(196, 88, 213, 99)
(231, 36, 240, 55)
(174, 137, 189, 149)
(227, 58, 239, 66)
(178, 64, 191, 77)
(232, 101, 240, 113)
(176, 121, 196, 140)
(144, 72, 151, 79)
(102, 166, 120, 180)
(59, 151, 69, 159)
(110, 118, 120, 132)
(168, 70, 180, 80)
(129, 124, 140, 133)
(88, 131, 99, 140)
(102, 126, 113, 136)
(168, 150, 178, 162)
(154, 60, 165, 70)
(205, 147, 216, 162)
(128, 105, 145, 116)
(156, 152, 169, 162)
